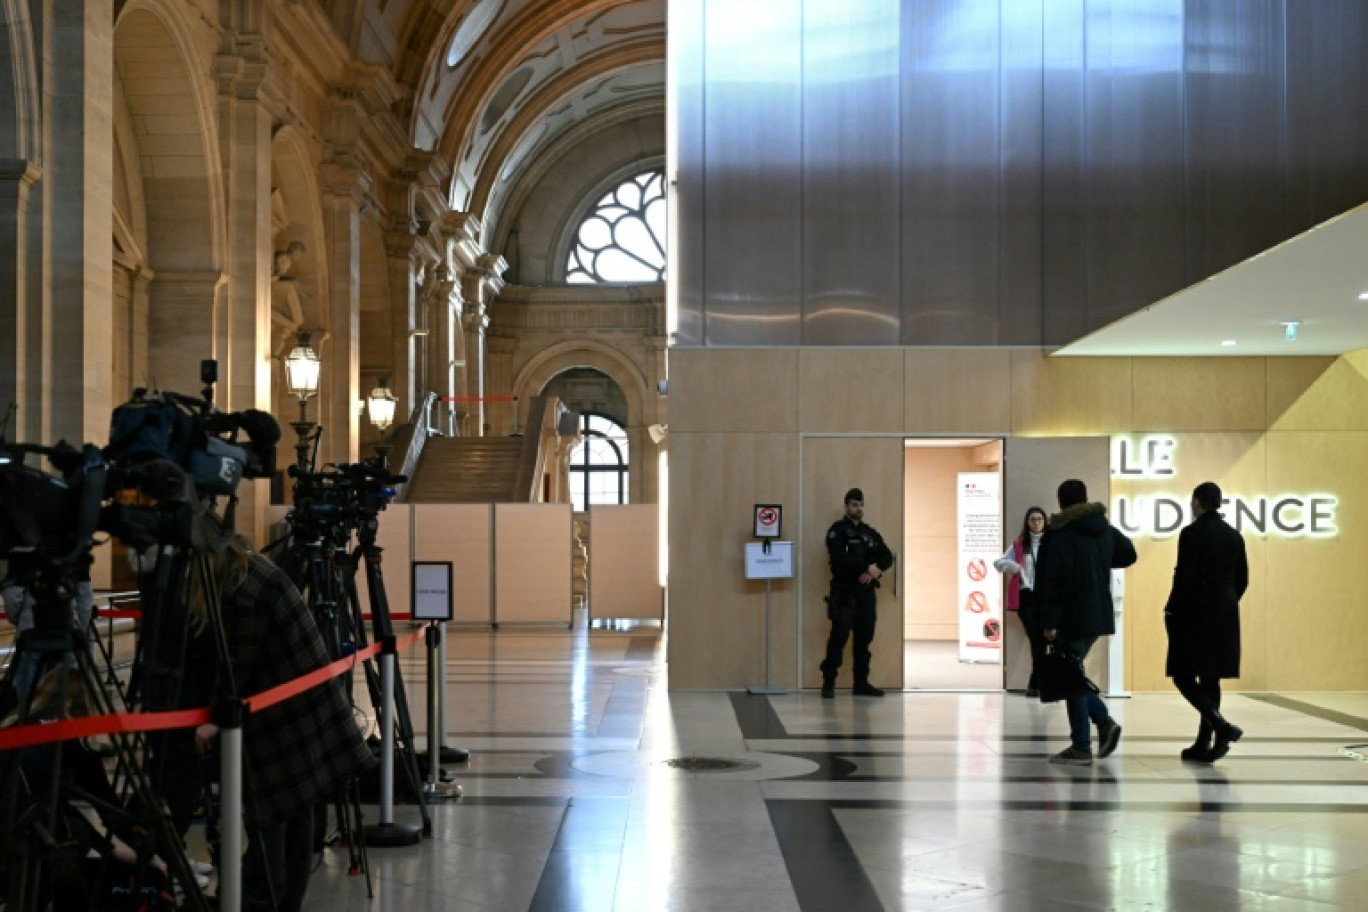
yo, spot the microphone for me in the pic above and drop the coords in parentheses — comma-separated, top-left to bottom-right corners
(236, 409, 282, 447)
(235, 409, 281, 477)
(126, 459, 189, 502)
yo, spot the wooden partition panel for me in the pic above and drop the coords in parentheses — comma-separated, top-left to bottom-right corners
(494, 503, 572, 625)
(589, 505, 662, 622)
(413, 504, 493, 624)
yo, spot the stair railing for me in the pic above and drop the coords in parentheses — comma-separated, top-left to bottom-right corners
(393, 391, 438, 501)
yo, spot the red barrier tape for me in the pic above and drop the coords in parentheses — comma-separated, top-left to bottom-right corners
(0, 626, 431, 750)
(0, 708, 210, 751)
(98, 610, 414, 622)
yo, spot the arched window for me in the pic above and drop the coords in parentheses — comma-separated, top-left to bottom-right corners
(569, 413, 629, 512)
(565, 169, 666, 283)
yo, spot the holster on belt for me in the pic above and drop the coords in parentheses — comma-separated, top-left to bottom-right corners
(826, 584, 857, 624)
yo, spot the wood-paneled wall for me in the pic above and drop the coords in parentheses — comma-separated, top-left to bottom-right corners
(667, 347, 1368, 691)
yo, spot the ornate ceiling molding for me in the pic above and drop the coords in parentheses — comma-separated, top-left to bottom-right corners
(467, 38, 663, 223)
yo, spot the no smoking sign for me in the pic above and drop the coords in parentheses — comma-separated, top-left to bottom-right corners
(754, 504, 782, 538)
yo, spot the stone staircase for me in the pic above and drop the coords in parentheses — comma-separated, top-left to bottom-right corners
(404, 436, 524, 502)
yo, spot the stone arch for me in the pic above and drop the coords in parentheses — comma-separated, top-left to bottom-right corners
(115, 1, 226, 392)
(114, 1, 224, 270)
(513, 339, 647, 430)
(268, 125, 330, 431)
(0, 0, 41, 162)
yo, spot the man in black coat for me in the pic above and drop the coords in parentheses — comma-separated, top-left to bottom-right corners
(1037, 479, 1137, 765)
(1165, 481, 1249, 762)
(820, 488, 894, 698)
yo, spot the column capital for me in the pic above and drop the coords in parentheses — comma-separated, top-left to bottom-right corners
(213, 47, 270, 99)
(0, 159, 42, 187)
(320, 161, 372, 204)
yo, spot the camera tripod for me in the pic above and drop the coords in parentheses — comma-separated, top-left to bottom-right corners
(272, 492, 432, 844)
(0, 573, 213, 912)
(293, 521, 372, 893)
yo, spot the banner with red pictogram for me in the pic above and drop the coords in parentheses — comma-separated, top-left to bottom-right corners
(957, 472, 1002, 663)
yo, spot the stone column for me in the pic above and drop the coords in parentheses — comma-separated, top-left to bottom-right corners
(0, 159, 40, 434)
(485, 332, 518, 436)
(459, 299, 487, 436)
(384, 227, 420, 423)
(147, 271, 226, 391)
(460, 252, 505, 437)
(320, 166, 366, 465)
(421, 264, 460, 435)
(43, 0, 114, 444)
(213, 18, 273, 543)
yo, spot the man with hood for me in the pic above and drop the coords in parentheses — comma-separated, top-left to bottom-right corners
(1036, 478, 1137, 765)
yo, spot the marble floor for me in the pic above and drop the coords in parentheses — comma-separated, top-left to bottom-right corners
(296, 621, 1368, 911)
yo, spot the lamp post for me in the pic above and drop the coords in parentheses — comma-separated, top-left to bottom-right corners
(284, 331, 322, 470)
(367, 375, 398, 467)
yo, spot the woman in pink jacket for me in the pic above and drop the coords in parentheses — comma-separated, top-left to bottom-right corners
(995, 507, 1047, 696)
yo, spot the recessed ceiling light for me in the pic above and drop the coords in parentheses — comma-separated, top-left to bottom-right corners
(1359, 292, 1368, 301)
(1220, 339, 1237, 347)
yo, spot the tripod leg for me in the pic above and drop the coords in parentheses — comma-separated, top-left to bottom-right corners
(387, 662, 434, 834)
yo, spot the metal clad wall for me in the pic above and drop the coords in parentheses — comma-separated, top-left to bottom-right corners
(1040, 0, 1090, 345)
(900, 1, 1003, 345)
(1286, 1, 1368, 230)
(997, 0, 1045, 346)
(702, 0, 803, 346)
(1184, 0, 1288, 284)
(673, 1, 1368, 348)
(1081, 0, 1187, 332)
(670, 0, 705, 345)
(801, 0, 901, 345)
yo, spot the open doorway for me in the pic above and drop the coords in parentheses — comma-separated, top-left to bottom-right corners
(903, 439, 1003, 691)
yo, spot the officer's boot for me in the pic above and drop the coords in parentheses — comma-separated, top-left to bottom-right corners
(821, 675, 835, 699)
(853, 678, 885, 697)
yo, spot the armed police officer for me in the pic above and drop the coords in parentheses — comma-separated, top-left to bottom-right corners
(820, 488, 895, 698)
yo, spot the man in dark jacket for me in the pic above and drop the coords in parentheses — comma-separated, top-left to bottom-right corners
(1037, 479, 1137, 765)
(820, 488, 895, 698)
(1165, 481, 1248, 763)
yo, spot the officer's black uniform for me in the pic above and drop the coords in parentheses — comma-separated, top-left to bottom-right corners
(820, 507, 893, 696)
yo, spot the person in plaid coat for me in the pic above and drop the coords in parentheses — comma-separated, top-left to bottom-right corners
(192, 541, 374, 911)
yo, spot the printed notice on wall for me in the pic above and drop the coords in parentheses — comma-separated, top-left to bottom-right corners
(957, 473, 1002, 664)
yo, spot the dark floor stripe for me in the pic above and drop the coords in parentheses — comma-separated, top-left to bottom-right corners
(1245, 694, 1368, 732)
(457, 796, 572, 806)
(528, 796, 630, 912)
(767, 800, 886, 912)
(729, 691, 790, 739)
(822, 798, 1368, 814)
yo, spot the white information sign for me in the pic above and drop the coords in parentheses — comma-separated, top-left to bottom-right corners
(957, 473, 1002, 663)
(412, 561, 453, 621)
(744, 541, 794, 580)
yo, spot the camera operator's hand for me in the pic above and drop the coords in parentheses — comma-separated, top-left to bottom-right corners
(195, 722, 220, 755)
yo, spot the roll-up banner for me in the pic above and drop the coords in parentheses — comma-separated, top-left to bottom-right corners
(957, 473, 1002, 664)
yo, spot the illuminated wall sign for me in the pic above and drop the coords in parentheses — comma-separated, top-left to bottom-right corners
(1110, 435, 1338, 539)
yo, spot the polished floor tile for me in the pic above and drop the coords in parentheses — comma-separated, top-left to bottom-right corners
(285, 622, 1368, 911)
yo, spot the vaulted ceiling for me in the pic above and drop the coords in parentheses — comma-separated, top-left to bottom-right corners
(354, 0, 665, 244)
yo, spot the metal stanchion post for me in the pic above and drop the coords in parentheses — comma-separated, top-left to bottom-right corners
(219, 704, 244, 912)
(748, 579, 787, 695)
(423, 625, 461, 803)
(364, 637, 421, 845)
(437, 623, 447, 757)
